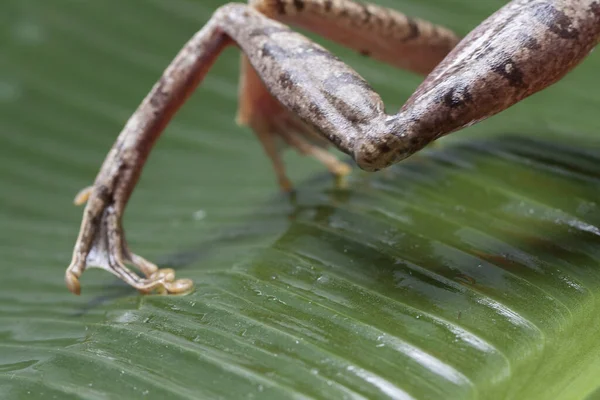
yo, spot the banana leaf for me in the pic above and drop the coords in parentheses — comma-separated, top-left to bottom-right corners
(1, 0, 600, 399)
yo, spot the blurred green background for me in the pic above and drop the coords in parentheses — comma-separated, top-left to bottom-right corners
(2, 0, 600, 399)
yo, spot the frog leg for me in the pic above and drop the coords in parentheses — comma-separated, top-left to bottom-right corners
(237, 56, 350, 191)
(67, 202, 192, 296)
(66, 14, 239, 295)
(237, 0, 460, 189)
(233, 0, 599, 172)
(67, 1, 600, 295)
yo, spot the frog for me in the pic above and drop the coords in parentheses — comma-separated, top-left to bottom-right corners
(65, 0, 600, 296)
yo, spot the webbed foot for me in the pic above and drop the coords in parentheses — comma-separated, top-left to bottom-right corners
(66, 188, 193, 296)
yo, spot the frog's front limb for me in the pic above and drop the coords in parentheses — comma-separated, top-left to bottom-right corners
(67, 1, 600, 295)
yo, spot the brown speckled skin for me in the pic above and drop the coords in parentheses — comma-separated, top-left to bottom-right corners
(66, 0, 600, 295)
(250, 0, 460, 75)
(230, 0, 600, 170)
(388, 0, 600, 169)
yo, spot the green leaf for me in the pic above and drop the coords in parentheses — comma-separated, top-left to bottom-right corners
(1, 0, 600, 399)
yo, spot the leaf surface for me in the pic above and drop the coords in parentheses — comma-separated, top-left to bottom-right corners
(1, 0, 600, 399)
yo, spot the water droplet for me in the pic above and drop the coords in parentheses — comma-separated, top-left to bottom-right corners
(193, 210, 206, 220)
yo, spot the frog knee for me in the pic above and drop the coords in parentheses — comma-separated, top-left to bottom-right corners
(353, 133, 417, 171)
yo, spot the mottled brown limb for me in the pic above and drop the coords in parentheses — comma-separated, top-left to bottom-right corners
(237, 0, 460, 190)
(66, 13, 236, 295)
(67, 0, 600, 296)
(384, 0, 600, 169)
(237, 55, 348, 190)
(231, 0, 600, 171)
(250, 0, 460, 75)
(67, 2, 365, 295)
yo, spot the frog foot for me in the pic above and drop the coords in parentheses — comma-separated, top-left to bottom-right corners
(66, 187, 194, 295)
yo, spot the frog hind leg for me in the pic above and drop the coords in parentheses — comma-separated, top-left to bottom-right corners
(236, 0, 460, 190)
